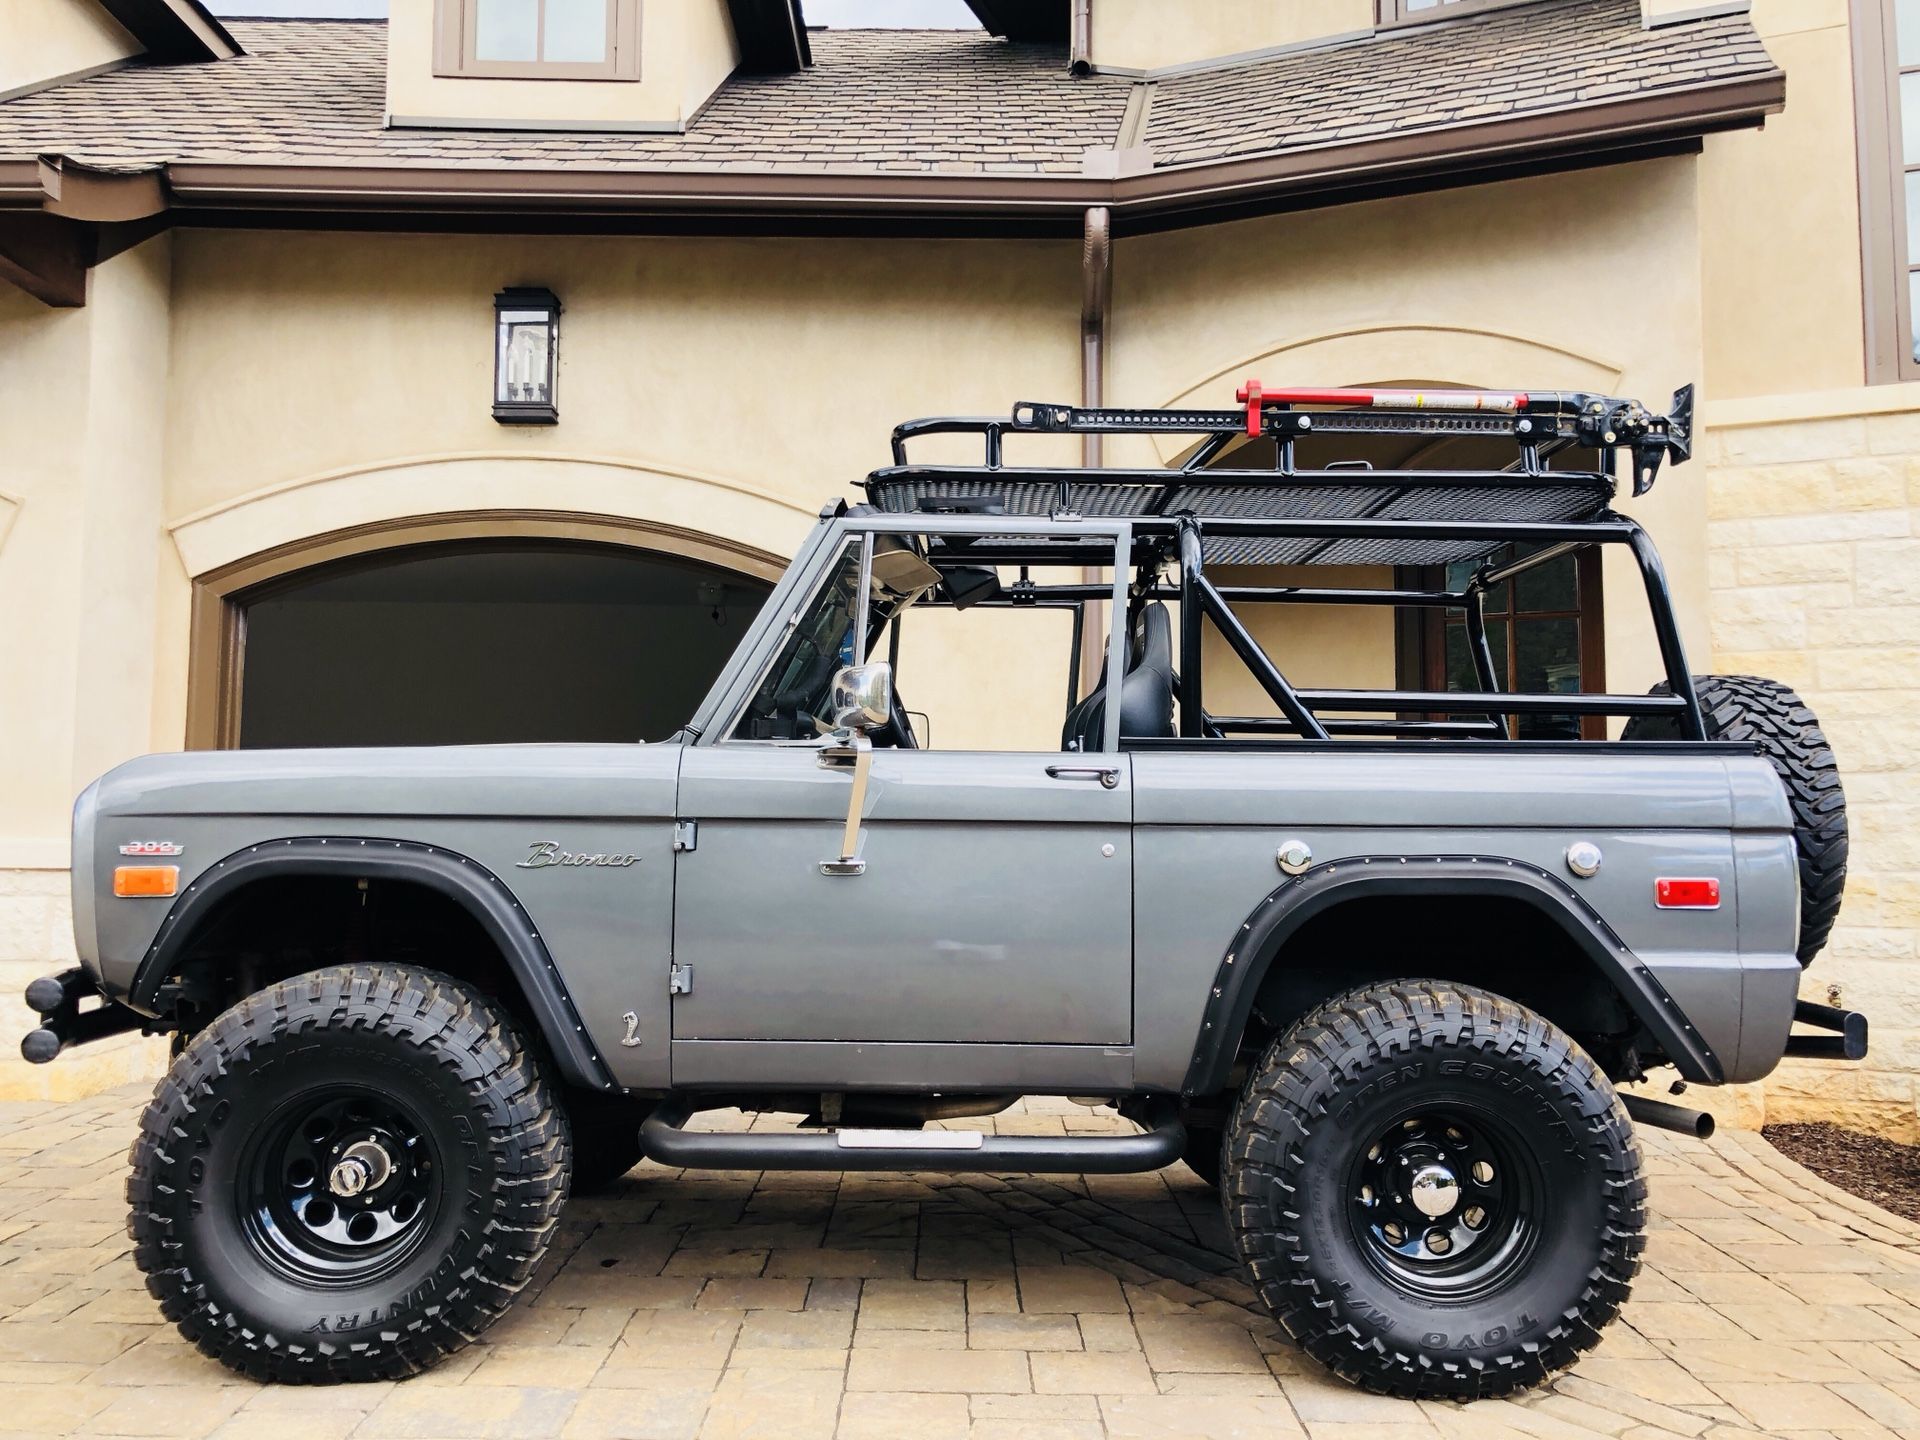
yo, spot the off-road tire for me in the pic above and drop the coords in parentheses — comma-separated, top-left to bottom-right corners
(127, 964, 569, 1383)
(1224, 981, 1644, 1399)
(1624, 674, 1847, 964)
(565, 1091, 652, 1193)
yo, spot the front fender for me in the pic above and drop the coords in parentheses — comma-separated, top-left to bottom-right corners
(1181, 854, 1725, 1095)
(128, 836, 613, 1091)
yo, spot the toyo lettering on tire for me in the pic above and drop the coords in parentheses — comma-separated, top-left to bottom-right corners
(1224, 980, 1644, 1399)
(126, 964, 570, 1383)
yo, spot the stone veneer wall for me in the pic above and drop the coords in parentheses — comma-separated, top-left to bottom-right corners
(1703, 389, 1920, 1139)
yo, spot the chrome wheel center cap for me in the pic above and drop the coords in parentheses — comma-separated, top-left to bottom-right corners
(1408, 1163, 1460, 1219)
(329, 1140, 394, 1198)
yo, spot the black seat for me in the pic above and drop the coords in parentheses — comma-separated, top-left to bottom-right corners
(1061, 602, 1177, 751)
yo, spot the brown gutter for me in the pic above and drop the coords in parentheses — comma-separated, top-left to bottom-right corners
(149, 69, 1781, 234)
(38, 159, 168, 223)
(1069, 0, 1092, 76)
(1115, 71, 1787, 222)
(0, 159, 46, 210)
(1080, 205, 1111, 465)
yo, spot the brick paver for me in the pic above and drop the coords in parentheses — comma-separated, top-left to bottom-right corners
(3, 1087, 1919, 1439)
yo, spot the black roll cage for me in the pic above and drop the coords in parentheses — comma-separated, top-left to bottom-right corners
(860, 384, 1707, 744)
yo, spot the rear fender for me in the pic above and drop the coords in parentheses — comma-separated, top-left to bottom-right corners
(1181, 854, 1725, 1095)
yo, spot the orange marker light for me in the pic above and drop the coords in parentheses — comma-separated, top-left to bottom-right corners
(113, 865, 178, 898)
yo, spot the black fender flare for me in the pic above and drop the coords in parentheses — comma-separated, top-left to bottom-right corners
(1181, 854, 1724, 1095)
(129, 836, 613, 1091)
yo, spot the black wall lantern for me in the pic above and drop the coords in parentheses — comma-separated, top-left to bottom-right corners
(493, 287, 561, 424)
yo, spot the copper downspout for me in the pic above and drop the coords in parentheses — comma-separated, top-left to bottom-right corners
(1080, 204, 1112, 693)
(1069, 0, 1092, 76)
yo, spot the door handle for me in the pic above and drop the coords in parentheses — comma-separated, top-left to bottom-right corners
(1046, 764, 1120, 789)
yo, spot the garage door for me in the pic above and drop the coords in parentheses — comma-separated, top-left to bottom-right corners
(234, 540, 772, 747)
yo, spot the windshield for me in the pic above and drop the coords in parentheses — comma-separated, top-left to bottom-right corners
(738, 544, 864, 740)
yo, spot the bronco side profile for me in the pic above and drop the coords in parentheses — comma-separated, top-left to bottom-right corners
(24, 382, 1865, 1398)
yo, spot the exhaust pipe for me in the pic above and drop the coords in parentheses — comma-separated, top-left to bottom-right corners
(1621, 1092, 1715, 1139)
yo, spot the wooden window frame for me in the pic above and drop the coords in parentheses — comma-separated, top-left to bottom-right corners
(1407, 547, 1607, 740)
(434, 0, 641, 82)
(1375, 0, 1540, 27)
(1856, 0, 1920, 382)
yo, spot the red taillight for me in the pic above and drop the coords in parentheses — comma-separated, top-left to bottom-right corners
(1655, 878, 1720, 909)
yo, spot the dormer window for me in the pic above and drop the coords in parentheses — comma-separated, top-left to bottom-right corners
(434, 0, 641, 80)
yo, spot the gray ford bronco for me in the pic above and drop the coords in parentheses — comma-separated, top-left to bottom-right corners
(24, 383, 1865, 1398)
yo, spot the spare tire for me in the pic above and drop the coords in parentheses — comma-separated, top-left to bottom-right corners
(1624, 675, 1846, 965)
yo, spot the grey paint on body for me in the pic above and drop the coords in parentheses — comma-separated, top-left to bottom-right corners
(69, 512, 1808, 1099)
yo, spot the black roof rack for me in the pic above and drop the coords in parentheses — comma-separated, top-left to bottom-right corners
(864, 382, 1694, 569)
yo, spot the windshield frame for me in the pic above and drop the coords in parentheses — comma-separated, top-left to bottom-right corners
(704, 515, 1134, 752)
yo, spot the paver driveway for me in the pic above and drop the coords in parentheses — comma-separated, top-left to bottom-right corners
(2, 1088, 1920, 1439)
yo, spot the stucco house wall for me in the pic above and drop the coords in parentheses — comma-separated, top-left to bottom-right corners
(1, 0, 1915, 1132)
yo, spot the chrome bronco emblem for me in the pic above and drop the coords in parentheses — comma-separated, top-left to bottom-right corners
(516, 841, 640, 870)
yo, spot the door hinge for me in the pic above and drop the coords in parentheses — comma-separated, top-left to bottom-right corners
(673, 820, 698, 852)
(669, 963, 693, 996)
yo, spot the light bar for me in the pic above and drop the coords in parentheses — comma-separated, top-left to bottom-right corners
(1237, 379, 1530, 436)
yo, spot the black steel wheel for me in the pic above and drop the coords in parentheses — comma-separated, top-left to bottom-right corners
(238, 1088, 440, 1285)
(129, 965, 570, 1383)
(1225, 981, 1644, 1399)
(1347, 1105, 1540, 1303)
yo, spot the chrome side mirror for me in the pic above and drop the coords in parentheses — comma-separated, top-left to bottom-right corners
(830, 662, 892, 734)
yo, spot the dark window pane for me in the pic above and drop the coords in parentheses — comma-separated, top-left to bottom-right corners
(475, 0, 538, 60)
(545, 0, 609, 61)
(1911, 271, 1920, 366)
(741, 544, 862, 739)
(1514, 616, 1581, 739)
(1906, 72, 1920, 166)
(1907, 173, 1920, 267)
(1443, 622, 1507, 692)
(1515, 551, 1578, 613)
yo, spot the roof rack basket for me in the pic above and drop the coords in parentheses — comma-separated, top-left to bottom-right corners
(858, 381, 1706, 743)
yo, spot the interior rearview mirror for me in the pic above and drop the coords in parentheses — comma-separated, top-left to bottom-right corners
(830, 662, 893, 734)
(937, 564, 1002, 610)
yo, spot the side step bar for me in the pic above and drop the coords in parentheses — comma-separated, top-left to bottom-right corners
(640, 1097, 1185, 1174)
(1783, 998, 1869, 1062)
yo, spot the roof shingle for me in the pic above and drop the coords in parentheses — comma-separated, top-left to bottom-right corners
(0, 1, 1775, 180)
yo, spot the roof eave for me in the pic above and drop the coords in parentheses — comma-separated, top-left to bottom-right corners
(143, 66, 1784, 230)
(95, 0, 242, 65)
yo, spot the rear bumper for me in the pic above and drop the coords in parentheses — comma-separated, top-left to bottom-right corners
(1783, 998, 1869, 1062)
(19, 967, 145, 1064)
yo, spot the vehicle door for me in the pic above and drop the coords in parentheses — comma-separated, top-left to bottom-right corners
(669, 519, 1136, 1090)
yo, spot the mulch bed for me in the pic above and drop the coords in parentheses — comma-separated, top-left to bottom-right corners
(1764, 1121, 1920, 1225)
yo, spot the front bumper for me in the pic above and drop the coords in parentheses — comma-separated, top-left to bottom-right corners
(19, 967, 145, 1064)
